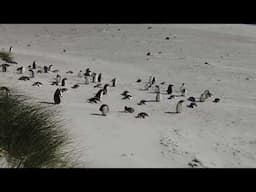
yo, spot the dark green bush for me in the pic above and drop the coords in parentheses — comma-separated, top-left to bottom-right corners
(0, 90, 81, 168)
(0, 51, 14, 63)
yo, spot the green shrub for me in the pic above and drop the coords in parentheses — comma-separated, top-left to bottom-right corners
(0, 90, 81, 168)
(0, 51, 14, 63)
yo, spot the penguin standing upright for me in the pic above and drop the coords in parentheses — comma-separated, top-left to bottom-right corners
(98, 73, 102, 83)
(176, 100, 185, 113)
(99, 104, 110, 116)
(155, 85, 160, 93)
(61, 78, 67, 86)
(111, 78, 117, 87)
(181, 88, 187, 97)
(78, 70, 83, 78)
(151, 77, 156, 85)
(85, 68, 91, 77)
(1, 64, 8, 72)
(85, 76, 89, 85)
(103, 84, 110, 95)
(199, 92, 207, 102)
(156, 92, 161, 102)
(91, 72, 97, 83)
(56, 74, 61, 85)
(179, 83, 185, 93)
(32, 61, 36, 69)
(95, 89, 104, 101)
(48, 65, 53, 72)
(29, 69, 35, 78)
(167, 84, 173, 95)
(9, 46, 13, 54)
(54, 88, 62, 104)
(43, 66, 48, 73)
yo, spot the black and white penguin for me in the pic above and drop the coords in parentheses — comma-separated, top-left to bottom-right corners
(56, 74, 61, 85)
(52, 69, 60, 73)
(32, 81, 43, 87)
(103, 84, 110, 95)
(1, 64, 9, 72)
(18, 76, 30, 81)
(99, 104, 110, 116)
(138, 100, 147, 105)
(59, 88, 68, 94)
(155, 85, 160, 93)
(37, 69, 43, 74)
(180, 88, 187, 97)
(124, 106, 135, 113)
(204, 90, 213, 99)
(28, 69, 35, 78)
(61, 78, 67, 86)
(32, 61, 36, 69)
(43, 66, 48, 73)
(95, 89, 104, 101)
(167, 84, 173, 95)
(136, 79, 142, 83)
(84, 76, 89, 85)
(135, 112, 149, 118)
(213, 98, 220, 103)
(9, 46, 13, 54)
(48, 65, 53, 72)
(176, 100, 185, 113)
(111, 78, 117, 87)
(53, 88, 62, 104)
(155, 92, 161, 102)
(91, 72, 97, 83)
(122, 94, 133, 100)
(187, 102, 197, 108)
(179, 83, 185, 93)
(78, 70, 83, 78)
(0, 86, 10, 97)
(199, 92, 207, 102)
(151, 77, 156, 85)
(97, 73, 102, 83)
(94, 83, 102, 88)
(17, 66, 25, 74)
(66, 70, 73, 74)
(88, 97, 101, 104)
(188, 97, 196, 102)
(84, 68, 91, 76)
(71, 84, 80, 89)
(121, 90, 129, 97)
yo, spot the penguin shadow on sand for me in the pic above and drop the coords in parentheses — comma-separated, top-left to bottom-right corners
(164, 111, 178, 114)
(90, 113, 104, 116)
(39, 101, 56, 105)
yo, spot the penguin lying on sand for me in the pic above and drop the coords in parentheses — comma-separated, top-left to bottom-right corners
(135, 112, 149, 118)
(66, 70, 73, 74)
(71, 84, 80, 89)
(52, 69, 60, 73)
(187, 97, 196, 102)
(88, 97, 101, 104)
(187, 102, 197, 108)
(32, 82, 43, 87)
(18, 76, 30, 81)
(138, 100, 147, 105)
(124, 106, 135, 113)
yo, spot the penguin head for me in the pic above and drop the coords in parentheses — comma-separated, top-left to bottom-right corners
(179, 100, 185, 103)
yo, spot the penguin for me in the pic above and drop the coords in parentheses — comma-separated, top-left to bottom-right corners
(97, 73, 102, 83)
(91, 72, 97, 83)
(138, 100, 147, 105)
(94, 83, 102, 88)
(187, 102, 197, 108)
(88, 97, 101, 104)
(43, 66, 48, 73)
(84, 76, 89, 85)
(136, 79, 142, 83)
(37, 70, 43, 74)
(1, 64, 9, 72)
(32, 81, 43, 87)
(56, 74, 61, 85)
(111, 78, 117, 87)
(155, 92, 161, 102)
(155, 85, 160, 93)
(124, 106, 135, 113)
(167, 84, 173, 95)
(53, 88, 62, 104)
(168, 95, 176, 100)
(179, 83, 185, 93)
(78, 70, 83, 78)
(52, 69, 60, 73)
(204, 90, 213, 99)
(176, 100, 185, 113)
(99, 104, 110, 116)
(122, 94, 133, 100)
(151, 77, 156, 85)
(188, 96, 196, 102)
(213, 98, 220, 103)
(144, 82, 152, 90)
(71, 84, 80, 89)
(180, 88, 187, 97)
(17, 66, 25, 74)
(103, 84, 110, 95)
(148, 76, 153, 83)
(18, 76, 30, 81)
(61, 78, 67, 86)
(48, 65, 53, 72)
(121, 90, 129, 97)
(32, 61, 36, 69)
(66, 70, 73, 74)
(95, 89, 104, 101)
(199, 92, 207, 102)
(160, 81, 165, 85)
(28, 69, 35, 78)
(28, 65, 32, 70)
(9, 46, 13, 54)
(0, 86, 10, 97)
(135, 112, 149, 118)
(84, 68, 91, 76)
(59, 88, 68, 94)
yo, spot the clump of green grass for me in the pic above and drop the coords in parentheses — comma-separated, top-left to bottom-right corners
(0, 90, 81, 168)
(0, 51, 14, 63)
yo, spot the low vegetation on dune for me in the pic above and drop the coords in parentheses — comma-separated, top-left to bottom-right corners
(0, 50, 14, 63)
(0, 88, 81, 168)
